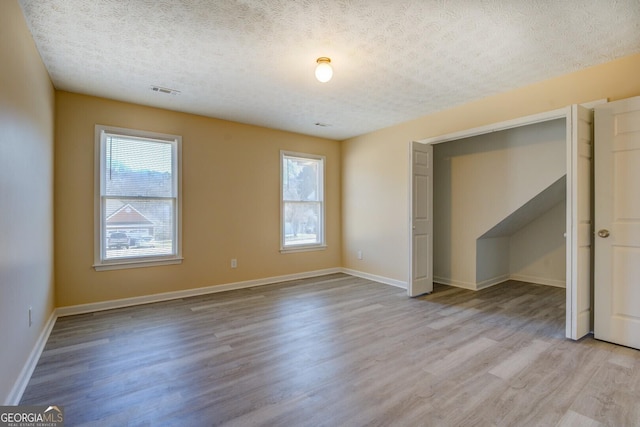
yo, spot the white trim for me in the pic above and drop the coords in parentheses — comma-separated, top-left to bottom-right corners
(580, 98, 608, 109)
(416, 100, 605, 147)
(94, 125, 183, 270)
(434, 276, 480, 290)
(566, 105, 576, 339)
(93, 257, 183, 271)
(279, 245, 327, 254)
(407, 141, 415, 293)
(434, 274, 566, 291)
(342, 268, 407, 289)
(510, 274, 566, 288)
(280, 150, 326, 252)
(5, 311, 57, 405)
(57, 268, 342, 316)
(418, 108, 567, 145)
(434, 276, 512, 291)
(476, 274, 511, 290)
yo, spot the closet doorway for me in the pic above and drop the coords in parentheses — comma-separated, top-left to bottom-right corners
(408, 105, 596, 340)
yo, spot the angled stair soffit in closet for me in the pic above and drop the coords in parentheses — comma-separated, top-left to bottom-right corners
(479, 175, 566, 239)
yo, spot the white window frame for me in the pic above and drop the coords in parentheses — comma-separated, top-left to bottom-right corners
(94, 125, 183, 271)
(280, 150, 326, 253)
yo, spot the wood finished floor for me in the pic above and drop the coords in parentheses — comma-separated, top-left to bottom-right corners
(21, 274, 640, 426)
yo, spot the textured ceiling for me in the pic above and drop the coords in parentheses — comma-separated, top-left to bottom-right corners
(18, 0, 640, 140)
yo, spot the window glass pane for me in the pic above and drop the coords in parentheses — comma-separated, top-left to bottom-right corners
(97, 127, 180, 267)
(103, 198, 175, 260)
(283, 156, 320, 202)
(283, 202, 321, 246)
(280, 151, 324, 250)
(105, 135, 174, 197)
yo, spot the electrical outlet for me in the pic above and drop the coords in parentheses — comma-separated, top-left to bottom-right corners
(357, 250, 363, 260)
(29, 306, 32, 327)
(231, 258, 237, 268)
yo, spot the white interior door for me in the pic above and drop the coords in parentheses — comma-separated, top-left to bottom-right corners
(594, 96, 640, 350)
(566, 104, 594, 340)
(408, 141, 433, 297)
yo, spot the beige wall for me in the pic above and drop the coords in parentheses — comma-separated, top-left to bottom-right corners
(433, 119, 566, 288)
(342, 53, 640, 285)
(0, 0, 55, 403)
(475, 237, 510, 286)
(510, 201, 567, 287)
(55, 92, 341, 307)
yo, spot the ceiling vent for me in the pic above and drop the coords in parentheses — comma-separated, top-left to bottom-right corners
(150, 86, 180, 95)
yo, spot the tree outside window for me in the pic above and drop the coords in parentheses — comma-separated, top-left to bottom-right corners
(281, 151, 325, 251)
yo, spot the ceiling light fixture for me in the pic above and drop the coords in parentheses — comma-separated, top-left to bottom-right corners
(315, 57, 333, 83)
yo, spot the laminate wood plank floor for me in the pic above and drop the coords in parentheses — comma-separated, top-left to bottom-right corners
(20, 274, 640, 426)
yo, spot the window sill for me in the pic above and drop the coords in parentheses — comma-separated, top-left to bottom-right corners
(280, 245, 327, 254)
(93, 257, 183, 271)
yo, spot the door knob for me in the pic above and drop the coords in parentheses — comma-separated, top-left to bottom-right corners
(598, 229, 610, 238)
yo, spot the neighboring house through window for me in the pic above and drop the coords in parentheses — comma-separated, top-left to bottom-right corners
(280, 151, 326, 252)
(94, 125, 182, 270)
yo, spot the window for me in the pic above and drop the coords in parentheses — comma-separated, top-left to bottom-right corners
(281, 151, 325, 251)
(94, 125, 182, 270)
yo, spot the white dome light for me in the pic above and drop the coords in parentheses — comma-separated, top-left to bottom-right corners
(315, 57, 333, 83)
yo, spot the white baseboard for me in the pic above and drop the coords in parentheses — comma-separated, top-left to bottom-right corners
(509, 274, 566, 288)
(477, 274, 511, 290)
(5, 310, 57, 405)
(342, 268, 407, 289)
(434, 274, 566, 291)
(434, 276, 478, 290)
(56, 268, 343, 317)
